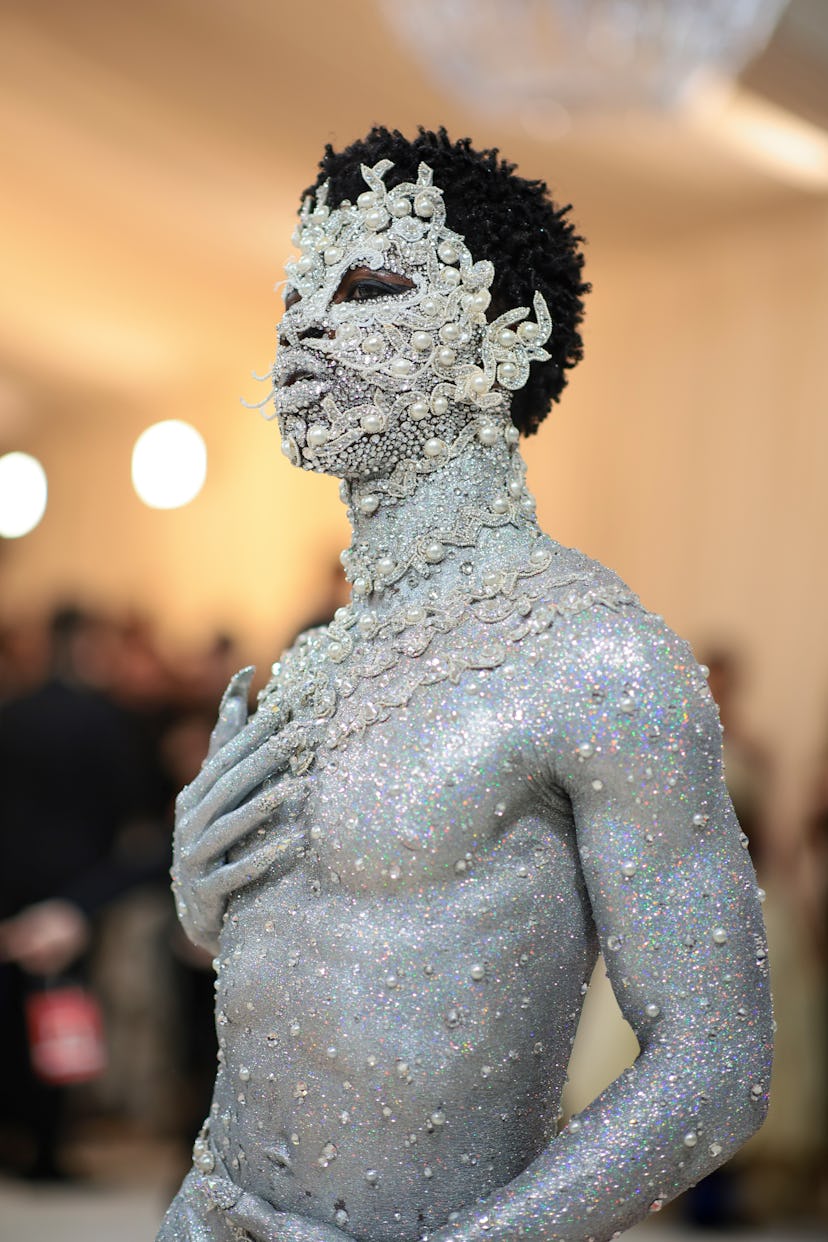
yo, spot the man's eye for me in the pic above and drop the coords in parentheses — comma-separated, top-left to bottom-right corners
(348, 280, 407, 303)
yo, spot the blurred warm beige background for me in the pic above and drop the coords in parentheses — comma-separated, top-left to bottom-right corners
(1, 0, 826, 854)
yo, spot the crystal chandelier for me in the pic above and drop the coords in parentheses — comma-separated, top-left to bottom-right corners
(380, 0, 789, 126)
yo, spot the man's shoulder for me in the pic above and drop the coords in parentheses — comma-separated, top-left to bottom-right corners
(523, 542, 694, 683)
(532, 540, 637, 613)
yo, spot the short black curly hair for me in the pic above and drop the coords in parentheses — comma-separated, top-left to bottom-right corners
(302, 126, 589, 436)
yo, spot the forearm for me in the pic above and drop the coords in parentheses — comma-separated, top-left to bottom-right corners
(434, 1024, 771, 1242)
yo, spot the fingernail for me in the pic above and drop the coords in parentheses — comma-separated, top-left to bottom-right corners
(221, 666, 254, 709)
(232, 666, 255, 695)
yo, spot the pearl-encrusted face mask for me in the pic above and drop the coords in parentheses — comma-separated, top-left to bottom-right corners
(273, 160, 552, 480)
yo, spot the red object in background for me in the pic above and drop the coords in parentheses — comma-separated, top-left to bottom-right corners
(25, 983, 107, 1085)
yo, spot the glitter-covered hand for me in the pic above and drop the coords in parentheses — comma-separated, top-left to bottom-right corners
(171, 668, 309, 955)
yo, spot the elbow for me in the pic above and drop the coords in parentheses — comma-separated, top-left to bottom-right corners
(715, 1021, 774, 1154)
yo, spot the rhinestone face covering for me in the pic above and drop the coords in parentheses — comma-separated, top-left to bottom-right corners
(160, 159, 772, 1242)
(274, 159, 550, 481)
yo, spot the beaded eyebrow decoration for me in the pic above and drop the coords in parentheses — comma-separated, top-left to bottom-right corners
(274, 160, 553, 475)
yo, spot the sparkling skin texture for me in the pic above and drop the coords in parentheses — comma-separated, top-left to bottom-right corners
(160, 163, 772, 1242)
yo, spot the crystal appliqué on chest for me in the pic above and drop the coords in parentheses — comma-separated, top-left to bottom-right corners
(256, 552, 637, 772)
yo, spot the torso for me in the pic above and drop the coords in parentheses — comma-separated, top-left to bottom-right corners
(209, 548, 634, 1240)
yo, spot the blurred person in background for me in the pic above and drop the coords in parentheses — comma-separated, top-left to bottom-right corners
(0, 604, 162, 1179)
(705, 649, 773, 877)
(698, 645, 826, 1225)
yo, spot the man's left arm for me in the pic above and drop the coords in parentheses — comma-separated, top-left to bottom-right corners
(434, 606, 773, 1242)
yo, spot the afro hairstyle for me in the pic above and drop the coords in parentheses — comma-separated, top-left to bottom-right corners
(302, 126, 590, 436)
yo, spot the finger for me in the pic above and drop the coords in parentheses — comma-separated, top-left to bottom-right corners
(225, 1194, 285, 1241)
(226, 1196, 350, 1242)
(198, 828, 306, 907)
(207, 667, 255, 760)
(187, 777, 308, 870)
(178, 723, 311, 846)
(177, 698, 288, 818)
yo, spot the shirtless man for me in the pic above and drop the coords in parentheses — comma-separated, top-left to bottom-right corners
(159, 127, 772, 1242)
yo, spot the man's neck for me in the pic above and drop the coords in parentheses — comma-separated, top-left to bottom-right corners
(339, 422, 544, 617)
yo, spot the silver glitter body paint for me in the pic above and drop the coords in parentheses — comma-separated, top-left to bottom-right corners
(161, 161, 772, 1242)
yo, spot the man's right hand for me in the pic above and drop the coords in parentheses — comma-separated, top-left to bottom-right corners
(171, 668, 309, 955)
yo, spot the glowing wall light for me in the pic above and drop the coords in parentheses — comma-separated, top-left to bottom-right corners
(131, 420, 207, 510)
(0, 451, 48, 538)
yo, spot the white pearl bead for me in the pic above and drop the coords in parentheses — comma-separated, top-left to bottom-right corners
(518, 320, 540, 343)
(421, 296, 441, 316)
(645, 1002, 661, 1018)
(389, 198, 411, 217)
(362, 334, 384, 354)
(406, 605, 426, 624)
(430, 394, 449, 416)
(414, 193, 434, 217)
(364, 208, 387, 231)
(361, 412, 383, 433)
(307, 425, 329, 448)
(471, 373, 490, 395)
(491, 496, 510, 515)
(337, 323, 359, 343)
(312, 204, 329, 220)
(412, 331, 433, 352)
(508, 478, 523, 498)
(505, 425, 520, 445)
(296, 254, 313, 274)
(324, 245, 343, 265)
(376, 557, 395, 577)
(469, 964, 485, 981)
(440, 267, 461, 287)
(353, 576, 370, 595)
(482, 570, 500, 590)
(439, 322, 460, 343)
(358, 493, 380, 514)
(471, 290, 491, 312)
(436, 347, 456, 367)
(390, 357, 413, 377)
(683, 1132, 698, 1148)
(357, 190, 378, 209)
(520, 495, 536, 513)
(424, 541, 444, 563)
(711, 927, 728, 945)
(477, 422, 499, 446)
(408, 399, 429, 421)
(498, 361, 518, 383)
(424, 438, 446, 458)
(497, 328, 517, 348)
(529, 545, 547, 565)
(437, 241, 459, 263)
(620, 861, 637, 878)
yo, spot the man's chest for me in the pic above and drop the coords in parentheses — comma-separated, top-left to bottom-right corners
(302, 680, 538, 890)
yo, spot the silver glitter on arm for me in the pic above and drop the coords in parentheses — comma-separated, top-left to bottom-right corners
(432, 607, 773, 1242)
